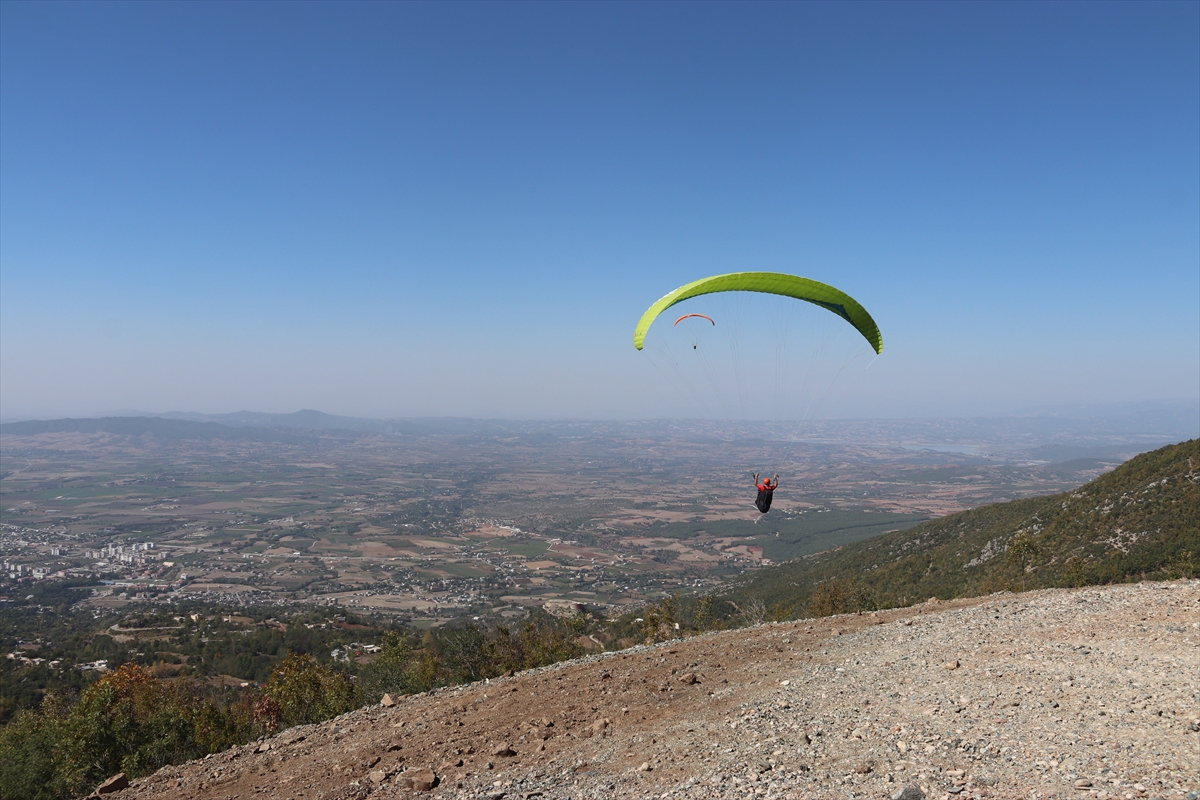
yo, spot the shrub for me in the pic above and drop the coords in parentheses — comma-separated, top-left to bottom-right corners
(0, 696, 67, 800)
(54, 663, 202, 793)
(263, 653, 355, 727)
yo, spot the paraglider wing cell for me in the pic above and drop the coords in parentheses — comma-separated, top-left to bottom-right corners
(633, 272, 882, 354)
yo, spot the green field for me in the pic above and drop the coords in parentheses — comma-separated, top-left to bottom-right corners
(643, 508, 929, 561)
(501, 541, 553, 557)
(435, 562, 492, 577)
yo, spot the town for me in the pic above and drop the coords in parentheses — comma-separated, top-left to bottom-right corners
(2, 415, 1145, 635)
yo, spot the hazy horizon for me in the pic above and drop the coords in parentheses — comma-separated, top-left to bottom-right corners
(4, 397, 1197, 443)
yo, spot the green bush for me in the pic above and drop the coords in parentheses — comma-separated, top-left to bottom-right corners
(357, 631, 424, 702)
(0, 696, 67, 800)
(263, 653, 355, 727)
(0, 663, 274, 800)
(0, 610, 608, 798)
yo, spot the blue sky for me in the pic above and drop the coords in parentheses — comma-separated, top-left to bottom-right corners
(2, 1, 1197, 421)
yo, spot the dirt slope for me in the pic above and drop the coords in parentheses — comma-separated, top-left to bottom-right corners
(119, 581, 1199, 800)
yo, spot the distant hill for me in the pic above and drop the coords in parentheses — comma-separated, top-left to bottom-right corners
(0, 411, 541, 439)
(149, 410, 539, 437)
(155, 409, 407, 433)
(6, 403, 1194, 451)
(728, 438, 1200, 614)
(0, 416, 308, 443)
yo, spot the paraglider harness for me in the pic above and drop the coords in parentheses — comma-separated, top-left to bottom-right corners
(754, 473, 777, 513)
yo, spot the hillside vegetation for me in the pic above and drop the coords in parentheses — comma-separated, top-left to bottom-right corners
(728, 438, 1199, 615)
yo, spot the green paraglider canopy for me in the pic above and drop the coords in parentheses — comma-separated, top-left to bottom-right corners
(633, 272, 882, 354)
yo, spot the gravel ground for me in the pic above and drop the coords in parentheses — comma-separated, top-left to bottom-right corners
(120, 580, 1199, 800)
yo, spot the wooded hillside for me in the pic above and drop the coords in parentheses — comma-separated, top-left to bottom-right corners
(728, 439, 1199, 614)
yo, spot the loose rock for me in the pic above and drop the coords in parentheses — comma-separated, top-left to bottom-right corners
(96, 773, 129, 794)
(397, 766, 437, 791)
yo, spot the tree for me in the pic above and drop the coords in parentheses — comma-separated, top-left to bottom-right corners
(692, 596, 715, 632)
(1007, 532, 1040, 592)
(741, 595, 767, 626)
(0, 695, 67, 800)
(438, 624, 489, 684)
(263, 653, 354, 727)
(357, 630, 433, 701)
(51, 664, 203, 796)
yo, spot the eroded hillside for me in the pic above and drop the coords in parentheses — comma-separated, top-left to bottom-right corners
(116, 580, 1198, 800)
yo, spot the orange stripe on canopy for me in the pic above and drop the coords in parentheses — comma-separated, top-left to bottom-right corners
(673, 313, 715, 326)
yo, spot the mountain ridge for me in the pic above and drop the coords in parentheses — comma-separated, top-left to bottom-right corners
(727, 438, 1200, 614)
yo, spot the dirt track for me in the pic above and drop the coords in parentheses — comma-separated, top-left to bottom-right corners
(120, 581, 1200, 800)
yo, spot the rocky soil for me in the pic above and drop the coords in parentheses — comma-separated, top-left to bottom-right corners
(116, 581, 1199, 800)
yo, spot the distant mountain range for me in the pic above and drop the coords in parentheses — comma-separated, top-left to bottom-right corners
(4, 398, 1197, 443)
(0, 416, 312, 443)
(3, 403, 1197, 475)
(727, 438, 1200, 614)
(0, 411, 523, 439)
(135, 409, 488, 435)
(127, 410, 558, 437)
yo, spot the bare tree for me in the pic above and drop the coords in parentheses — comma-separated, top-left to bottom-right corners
(741, 595, 767, 626)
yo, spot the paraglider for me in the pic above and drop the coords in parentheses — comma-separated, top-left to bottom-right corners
(673, 313, 715, 327)
(634, 271, 882, 513)
(634, 272, 882, 354)
(673, 313, 714, 348)
(753, 472, 778, 514)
